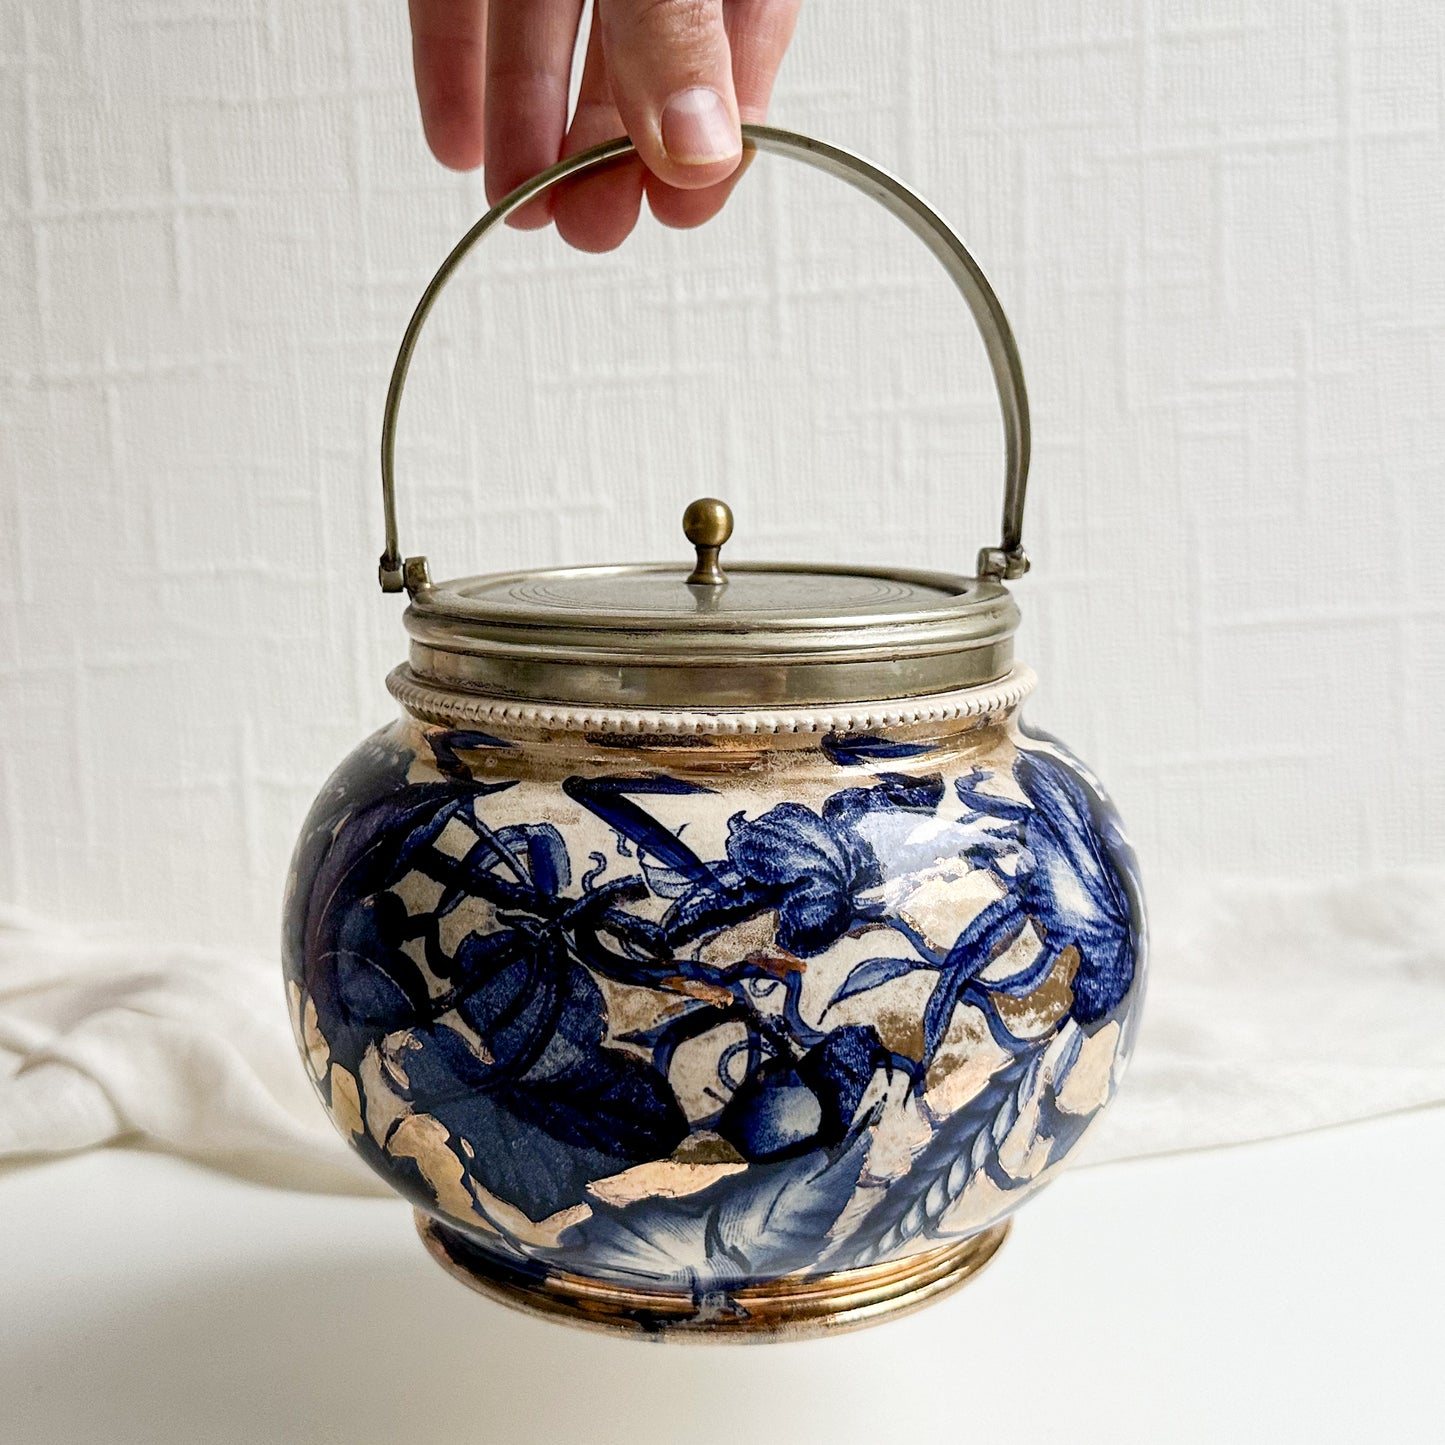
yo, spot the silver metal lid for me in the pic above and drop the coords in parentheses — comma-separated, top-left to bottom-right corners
(378, 128, 1033, 712)
(401, 505, 1019, 707)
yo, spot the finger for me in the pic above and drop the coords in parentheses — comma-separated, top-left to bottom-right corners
(555, 10, 646, 252)
(598, 0, 741, 191)
(408, 0, 488, 171)
(485, 0, 586, 228)
(647, 0, 801, 230)
(726, 0, 802, 116)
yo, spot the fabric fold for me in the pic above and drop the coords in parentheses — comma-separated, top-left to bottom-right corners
(0, 909, 383, 1195)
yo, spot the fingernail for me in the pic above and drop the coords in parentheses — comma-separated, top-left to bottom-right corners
(660, 88, 739, 166)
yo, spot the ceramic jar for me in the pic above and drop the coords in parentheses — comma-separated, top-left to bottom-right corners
(283, 128, 1147, 1338)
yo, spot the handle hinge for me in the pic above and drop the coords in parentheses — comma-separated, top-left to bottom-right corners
(977, 546, 1031, 581)
(379, 553, 432, 595)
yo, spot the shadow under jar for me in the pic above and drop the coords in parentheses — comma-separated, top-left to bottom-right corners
(283, 128, 1147, 1340)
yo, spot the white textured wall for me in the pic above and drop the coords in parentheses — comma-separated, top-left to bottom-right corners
(2, 1, 1443, 953)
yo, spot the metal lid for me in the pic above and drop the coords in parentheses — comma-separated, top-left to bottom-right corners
(402, 501, 1019, 707)
(377, 128, 1033, 712)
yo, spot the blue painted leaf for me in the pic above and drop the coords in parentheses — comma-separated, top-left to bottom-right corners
(494, 822, 571, 895)
(408, 955, 689, 1220)
(640, 857, 694, 899)
(563, 776, 718, 883)
(306, 945, 424, 1075)
(828, 954, 934, 1010)
(920, 897, 1028, 1063)
(822, 772, 945, 830)
(955, 771, 1030, 823)
(1010, 748, 1144, 1024)
(284, 727, 417, 979)
(821, 733, 936, 766)
(428, 1060, 688, 1223)
(1070, 929, 1136, 1024)
(561, 1122, 875, 1290)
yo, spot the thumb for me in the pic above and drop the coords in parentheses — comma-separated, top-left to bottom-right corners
(599, 0, 742, 190)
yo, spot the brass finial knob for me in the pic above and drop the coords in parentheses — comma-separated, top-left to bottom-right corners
(683, 497, 733, 587)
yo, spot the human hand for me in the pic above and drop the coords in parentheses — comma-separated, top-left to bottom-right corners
(407, 1, 802, 251)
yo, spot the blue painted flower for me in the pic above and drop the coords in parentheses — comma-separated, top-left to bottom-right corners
(654, 773, 945, 959)
(723, 802, 880, 956)
(1009, 749, 1142, 1022)
(900, 746, 1142, 1058)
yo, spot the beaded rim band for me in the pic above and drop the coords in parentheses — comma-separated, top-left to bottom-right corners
(386, 665, 1037, 737)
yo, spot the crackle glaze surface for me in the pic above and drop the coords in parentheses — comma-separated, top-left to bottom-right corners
(284, 696, 1145, 1314)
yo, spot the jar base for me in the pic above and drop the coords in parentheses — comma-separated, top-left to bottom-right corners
(415, 1211, 1011, 1341)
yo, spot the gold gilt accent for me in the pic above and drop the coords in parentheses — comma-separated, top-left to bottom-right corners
(923, 1003, 1011, 1114)
(415, 1214, 1011, 1340)
(285, 981, 305, 1053)
(872, 1002, 928, 1063)
(895, 866, 1003, 957)
(660, 974, 735, 1008)
(989, 944, 1080, 1039)
(327, 1064, 364, 1137)
(302, 995, 330, 1082)
(1056, 1020, 1122, 1116)
(586, 1157, 749, 1209)
(592, 974, 694, 1046)
(387, 1114, 476, 1220)
(468, 1180, 593, 1249)
(671, 1131, 747, 1166)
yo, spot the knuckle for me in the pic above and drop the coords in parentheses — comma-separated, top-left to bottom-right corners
(620, 0, 722, 46)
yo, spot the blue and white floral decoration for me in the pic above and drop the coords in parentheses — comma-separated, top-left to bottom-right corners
(285, 718, 1145, 1296)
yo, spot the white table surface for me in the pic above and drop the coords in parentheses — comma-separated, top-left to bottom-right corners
(3, 1111, 1441, 1445)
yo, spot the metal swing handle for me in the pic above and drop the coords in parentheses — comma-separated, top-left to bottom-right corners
(379, 124, 1031, 595)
